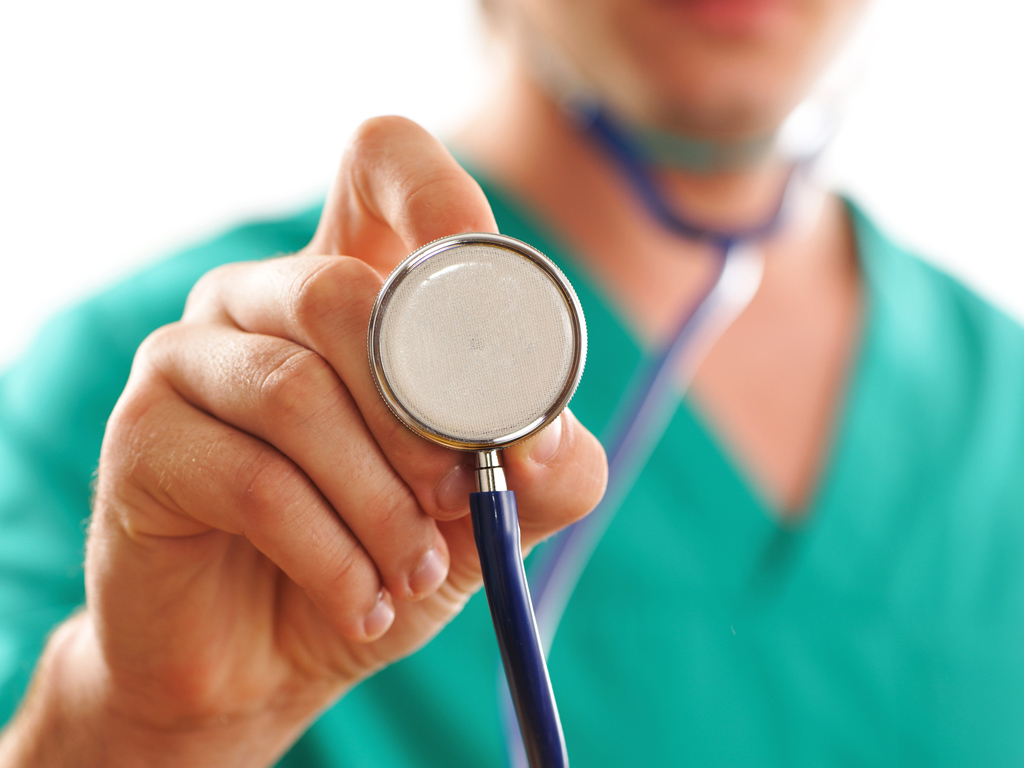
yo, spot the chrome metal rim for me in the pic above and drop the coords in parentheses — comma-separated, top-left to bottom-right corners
(367, 232, 587, 451)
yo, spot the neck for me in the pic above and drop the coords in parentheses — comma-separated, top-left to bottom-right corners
(452, 61, 840, 345)
(614, 118, 779, 176)
(454, 63, 793, 238)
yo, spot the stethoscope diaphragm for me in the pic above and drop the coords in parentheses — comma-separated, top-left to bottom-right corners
(368, 232, 586, 451)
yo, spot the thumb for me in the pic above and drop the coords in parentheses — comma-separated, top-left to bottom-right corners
(306, 115, 498, 273)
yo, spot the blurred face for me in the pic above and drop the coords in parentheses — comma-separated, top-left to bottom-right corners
(503, 0, 866, 140)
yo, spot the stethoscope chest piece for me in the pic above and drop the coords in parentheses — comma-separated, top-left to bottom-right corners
(368, 232, 586, 452)
(367, 232, 584, 768)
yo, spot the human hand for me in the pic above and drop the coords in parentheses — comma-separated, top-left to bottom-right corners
(0, 117, 606, 768)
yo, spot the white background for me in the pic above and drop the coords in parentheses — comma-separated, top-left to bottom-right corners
(1, 0, 1022, 367)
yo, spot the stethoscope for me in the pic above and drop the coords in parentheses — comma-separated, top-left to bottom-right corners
(367, 102, 823, 768)
(496, 103, 823, 768)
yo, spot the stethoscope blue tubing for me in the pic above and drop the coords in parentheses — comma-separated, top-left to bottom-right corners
(497, 105, 806, 768)
(581, 105, 799, 247)
(473, 490, 570, 768)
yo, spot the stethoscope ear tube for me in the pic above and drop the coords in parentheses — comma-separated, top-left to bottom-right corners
(471, 490, 570, 768)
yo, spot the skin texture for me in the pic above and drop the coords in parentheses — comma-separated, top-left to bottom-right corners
(460, 0, 865, 515)
(497, 0, 865, 137)
(1, 0, 866, 764)
(0, 118, 606, 767)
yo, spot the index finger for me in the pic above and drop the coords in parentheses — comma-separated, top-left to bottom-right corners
(306, 115, 498, 273)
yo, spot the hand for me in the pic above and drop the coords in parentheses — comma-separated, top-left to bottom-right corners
(0, 117, 606, 768)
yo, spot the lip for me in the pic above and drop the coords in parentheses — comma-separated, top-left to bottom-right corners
(650, 0, 795, 37)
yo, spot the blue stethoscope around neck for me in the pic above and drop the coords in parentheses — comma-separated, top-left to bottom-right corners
(497, 102, 819, 768)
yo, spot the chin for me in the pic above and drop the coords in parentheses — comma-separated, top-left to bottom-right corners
(576, 0, 861, 138)
(641, 54, 812, 139)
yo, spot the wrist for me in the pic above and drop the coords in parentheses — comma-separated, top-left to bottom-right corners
(0, 612, 325, 768)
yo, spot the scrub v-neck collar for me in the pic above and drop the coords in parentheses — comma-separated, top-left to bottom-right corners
(471, 170, 889, 535)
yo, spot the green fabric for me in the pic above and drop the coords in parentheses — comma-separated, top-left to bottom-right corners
(1, 178, 1023, 767)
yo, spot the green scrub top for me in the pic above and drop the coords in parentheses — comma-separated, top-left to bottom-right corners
(1, 176, 1024, 767)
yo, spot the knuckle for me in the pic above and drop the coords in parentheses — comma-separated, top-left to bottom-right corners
(361, 482, 417, 544)
(256, 344, 340, 429)
(105, 360, 165, 458)
(183, 262, 239, 319)
(400, 171, 468, 214)
(346, 116, 480, 230)
(320, 542, 377, 611)
(394, 166, 493, 241)
(233, 446, 305, 534)
(133, 322, 181, 369)
(290, 259, 344, 326)
(361, 485, 438, 595)
(289, 257, 381, 343)
(100, 378, 174, 511)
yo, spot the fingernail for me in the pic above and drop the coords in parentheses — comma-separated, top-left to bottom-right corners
(363, 589, 395, 640)
(409, 546, 448, 598)
(436, 464, 473, 513)
(529, 413, 563, 465)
